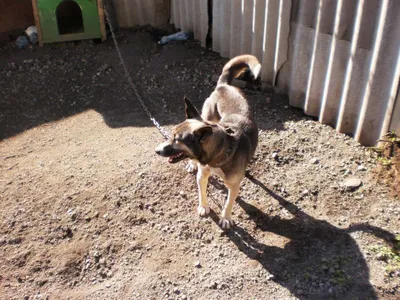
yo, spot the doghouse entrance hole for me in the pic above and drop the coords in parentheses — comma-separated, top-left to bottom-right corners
(56, 0, 84, 35)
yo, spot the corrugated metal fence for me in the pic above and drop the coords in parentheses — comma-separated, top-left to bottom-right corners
(171, 0, 208, 47)
(280, 0, 400, 146)
(114, 0, 400, 146)
(212, 0, 291, 87)
(112, 0, 169, 27)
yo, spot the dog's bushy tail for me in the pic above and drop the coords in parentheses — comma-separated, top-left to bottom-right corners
(217, 55, 261, 86)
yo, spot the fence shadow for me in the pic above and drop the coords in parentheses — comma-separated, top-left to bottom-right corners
(208, 174, 396, 300)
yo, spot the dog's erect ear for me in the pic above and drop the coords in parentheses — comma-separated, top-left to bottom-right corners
(184, 97, 201, 120)
(194, 125, 213, 144)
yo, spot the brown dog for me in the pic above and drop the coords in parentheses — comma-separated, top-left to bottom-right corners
(156, 55, 260, 228)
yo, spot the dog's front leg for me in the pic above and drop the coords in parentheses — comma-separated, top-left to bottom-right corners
(219, 183, 240, 229)
(186, 160, 198, 174)
(197, 164, 210, 217)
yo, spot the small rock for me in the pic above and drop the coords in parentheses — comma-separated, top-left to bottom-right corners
(343, 177, 362, 190)
(173, 288, 180, 295)
(376, 253, 388, 261)
(93, 251, 101, 261)
(36, 279, 47, 287)
(62, 227, 73, 238)
(99, 269, 107, 278)
(98, 64, 109, 72)
(194, 261, 202, 268)
(218, 282, 228, 290)
(180, 295, 187, 300)
(272, 152, 278, 159)
(209, 281, 218, 289)
(354, 194, 364, 200)
(301, 189, 309, 196)
(310, 158, 319, 164)
(357, 165, 367, 171)
(8, 237, 22, 244)
(311, 275, 318, 281)
(297, 289, 304, 295)
(266, 274, 275, 281)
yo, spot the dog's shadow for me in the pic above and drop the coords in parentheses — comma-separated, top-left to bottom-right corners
(208, 174, 396, 300)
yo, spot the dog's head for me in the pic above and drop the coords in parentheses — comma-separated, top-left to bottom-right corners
(155, 97, 214, 164)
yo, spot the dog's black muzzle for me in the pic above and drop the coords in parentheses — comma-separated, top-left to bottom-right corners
(155, 142, 189, 163)
(155, 142, 176, 157)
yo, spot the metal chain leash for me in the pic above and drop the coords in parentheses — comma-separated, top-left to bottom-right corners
(102, 2, 254, 203)
(103, 4, 170, 140)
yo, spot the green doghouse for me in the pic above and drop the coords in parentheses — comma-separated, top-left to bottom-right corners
(32, 0, 106, 46)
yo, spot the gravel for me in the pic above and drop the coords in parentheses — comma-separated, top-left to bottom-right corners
(0, 28, 399, 300)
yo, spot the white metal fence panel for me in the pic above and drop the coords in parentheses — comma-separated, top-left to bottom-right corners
(278, 0, 400, 145)
(390, 91, 400, 135)
(210, 0, 400, 145)
(170, 0, 208, 47)
(110, 0, 400, 146)
(111, 0, 169, 27)
(212, 0, 291, 85)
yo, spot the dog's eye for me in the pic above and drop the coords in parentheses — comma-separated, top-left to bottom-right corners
(185, 135, 195, 143)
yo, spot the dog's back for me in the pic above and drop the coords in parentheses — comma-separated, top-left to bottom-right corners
(202, 55, 260, 121)
(201, 55, 260, 166)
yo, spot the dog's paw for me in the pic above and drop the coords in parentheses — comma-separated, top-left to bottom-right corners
(186, 162, 198, 174)
(219, 217, 234, 229)
(197, 206, 210, 217)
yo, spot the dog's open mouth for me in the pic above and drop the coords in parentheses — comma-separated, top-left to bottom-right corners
(168, 152, 188, 163)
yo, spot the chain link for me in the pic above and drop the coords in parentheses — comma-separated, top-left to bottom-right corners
(103, 4, 170, 140)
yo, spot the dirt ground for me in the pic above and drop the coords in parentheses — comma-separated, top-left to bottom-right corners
(1, 29, 399, 300)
